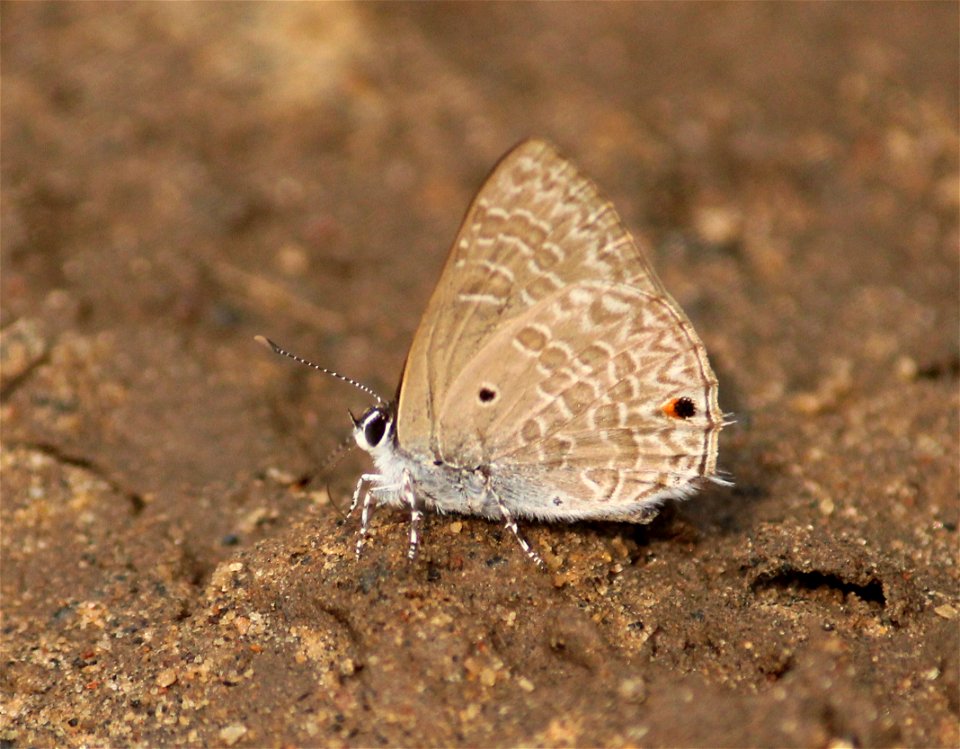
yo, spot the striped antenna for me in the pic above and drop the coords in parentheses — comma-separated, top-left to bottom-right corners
(255, 336, 384, 404)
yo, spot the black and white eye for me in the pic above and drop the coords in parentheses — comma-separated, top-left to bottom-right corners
(356, 406, 391, 449)
(365, 413, 387, 446)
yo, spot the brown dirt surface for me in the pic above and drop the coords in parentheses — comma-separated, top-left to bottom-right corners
(2, 5, 957, 748)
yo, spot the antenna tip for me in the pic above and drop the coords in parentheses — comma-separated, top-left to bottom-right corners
(254, 335, 279, 353)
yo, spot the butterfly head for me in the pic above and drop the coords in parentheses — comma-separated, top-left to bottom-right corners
(352, 404, 395, 455)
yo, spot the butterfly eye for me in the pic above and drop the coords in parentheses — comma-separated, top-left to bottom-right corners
(363, 410, 388, 446)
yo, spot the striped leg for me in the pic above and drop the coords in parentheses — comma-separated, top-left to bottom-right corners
(491, 488, 545, 569)
(401, 471, 423, 561)
(349, 473, 380, 516)
(355, 480, 377, 560)
(353, 477, 404, 559)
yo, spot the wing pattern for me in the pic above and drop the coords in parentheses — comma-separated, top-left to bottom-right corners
(395, 140, 723, 516)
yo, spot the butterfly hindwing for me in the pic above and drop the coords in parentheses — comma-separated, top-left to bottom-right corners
(436, 281, 720, 516)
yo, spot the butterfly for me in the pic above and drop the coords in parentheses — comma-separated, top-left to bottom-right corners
(259, 139, 727, 566)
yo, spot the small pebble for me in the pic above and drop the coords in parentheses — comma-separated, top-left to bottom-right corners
(934, 604, 958, 620)
(220, 724, 247, 745)
(156, 668, 178, 688)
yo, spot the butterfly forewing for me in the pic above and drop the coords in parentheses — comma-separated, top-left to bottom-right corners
(396, 139, 722, 516)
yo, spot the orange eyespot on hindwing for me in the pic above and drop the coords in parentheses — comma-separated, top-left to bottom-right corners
(662, 396, 696, 420)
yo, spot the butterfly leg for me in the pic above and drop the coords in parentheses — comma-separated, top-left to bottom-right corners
(355, 478, 378, 560)
(491, 489, 545, 569)
(353, 479, 404, 560)
(349, 473, 380, 516)
(400, 470, 423, 561)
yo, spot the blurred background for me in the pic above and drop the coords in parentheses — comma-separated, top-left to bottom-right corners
(2, 4, 957, 747)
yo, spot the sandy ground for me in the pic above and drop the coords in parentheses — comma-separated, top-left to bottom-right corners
(2, 4, 958, 747)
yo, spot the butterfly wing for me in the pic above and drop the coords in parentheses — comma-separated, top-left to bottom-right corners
(438, 281, 722, 517)
(396, 139, 723, 513)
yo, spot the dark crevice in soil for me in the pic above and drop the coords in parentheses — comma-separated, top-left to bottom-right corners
(178, 546, 213, 590)
(0, 351, 50, 402)
(760, 654, 794, 681)
(174, 602, 193, 622)
(751, 568, 886, 608)
(12, 441, 146, 515)
(319, 605, 363, 649)
(917, 354, 960, 380)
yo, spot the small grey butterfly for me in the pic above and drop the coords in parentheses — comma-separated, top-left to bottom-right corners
(259, 139, 727, 567)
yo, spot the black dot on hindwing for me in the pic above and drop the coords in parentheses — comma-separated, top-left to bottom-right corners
(478, 386, 497, 403)
(662, 396, 697, 420)
(674, 397, 696, 418)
